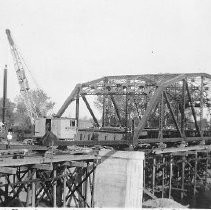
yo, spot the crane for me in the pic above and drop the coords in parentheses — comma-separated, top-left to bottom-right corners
(6, 29, 76, 141)
(6, 29, 38, 124)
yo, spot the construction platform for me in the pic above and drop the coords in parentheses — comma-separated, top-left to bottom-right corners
(0, 148, 99, 207)
(143, 144, 211, 208)
(1, 144, 211, 208)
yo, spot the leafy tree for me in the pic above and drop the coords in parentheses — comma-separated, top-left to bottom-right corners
(14, 89, 55, 130)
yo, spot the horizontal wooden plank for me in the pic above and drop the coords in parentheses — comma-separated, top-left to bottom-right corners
(153, 145, 211, 154)
(0, 154, 99, 167)
(0, 145, 48, 151)
(62, 161, 87, 168)
(55, 140, 130, 146)
(138, 137, 206, 144)
(0, 166, 17, 174)
(32, 164, 53, 171)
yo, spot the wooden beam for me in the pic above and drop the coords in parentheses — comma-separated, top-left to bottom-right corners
(0, 167, 17, 174)
(0, 154, 98, 167)
(153, 145, 207, 154)
(32, 170, 36, 207)
(143, 188, 157, 200)
(138, 136, 208, 144)
(0, 145, 48, 151)
(82, 95, 99, 127)
(53, 170, 57, 207)
(62, 161, 87, 168)
(63, 167, 67, 207)
(55, 140, 129, 146)
(32, 164, 53, 171)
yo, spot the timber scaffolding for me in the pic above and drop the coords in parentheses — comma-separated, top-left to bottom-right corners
(0, 146, 211, 207)
(143, 145, 211, 208)
(0, 147, 99, 207)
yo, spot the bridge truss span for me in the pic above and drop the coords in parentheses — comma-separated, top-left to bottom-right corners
(56, 73, 211, 148)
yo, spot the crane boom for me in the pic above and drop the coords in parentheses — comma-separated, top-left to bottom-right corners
(6, 29, 38, 124)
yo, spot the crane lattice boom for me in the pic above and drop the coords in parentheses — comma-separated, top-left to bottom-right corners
(6, 29, 38, 124)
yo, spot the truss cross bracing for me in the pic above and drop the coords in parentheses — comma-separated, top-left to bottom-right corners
(0, 153, 99, 207)
(56, 73, 211, 148)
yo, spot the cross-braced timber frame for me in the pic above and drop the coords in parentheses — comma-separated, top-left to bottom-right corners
(143, 145, 211, 207)
(0, 153, 99, 207)
(56, 73, 211, 148)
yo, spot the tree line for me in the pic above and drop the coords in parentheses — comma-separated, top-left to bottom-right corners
(0, 89, 55, 132)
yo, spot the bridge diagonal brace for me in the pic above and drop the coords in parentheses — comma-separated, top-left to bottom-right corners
(164, 91, 183, 137)
(110, 95, 123, 126)
(133, 86, 164, 145)
(82, 95, 99, 127)
(133, 98, 142, 120)
(185, 81, 201, 137)
(66, 165, 96, 201)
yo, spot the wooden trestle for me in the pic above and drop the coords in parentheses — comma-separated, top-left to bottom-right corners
(143, 145, 211, 207)
(0, 152, 99, 207)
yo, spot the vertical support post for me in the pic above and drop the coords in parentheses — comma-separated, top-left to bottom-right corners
(2, 65, 7, 125)
(169, 155, 173, 198)
(193, 152, 197, 196)
(13, 174, 16, 196)
(91, 159, 97, 208)
(125, 91, 128, 129)
(82, 164, 88, 207)
(63, 167, 67, 207)
(53, 169, 57, 207)
(159, 92, 164, 138)
(205, 151, 208, 188)
(102, 94, 105, 127)
(102, 77, 108, 127)
(5, 175, 9, 203)
(13, 174, 15, 183)
(26, 170, 32, 207)
(181, 155, 185, 199)
(143, 160, 145, 189)
(162, 156, 165, 198)
(75, 94, 80, 128)
(181, 79, 185, 136)
(200, 76, 204, 136)
(152, 157, 156, 195)
(32, 170, 36, 207)
(78, 168, 84, 208)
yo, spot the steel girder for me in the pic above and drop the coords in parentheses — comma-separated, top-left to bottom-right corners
(56, 73, 211, 147)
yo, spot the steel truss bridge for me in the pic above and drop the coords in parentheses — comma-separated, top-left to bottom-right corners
(56, 73, 211, 148)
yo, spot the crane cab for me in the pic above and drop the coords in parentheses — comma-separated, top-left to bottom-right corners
(35, 117, 77, 140)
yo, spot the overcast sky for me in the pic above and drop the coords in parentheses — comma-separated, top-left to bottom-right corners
(0, 0, 211, 117)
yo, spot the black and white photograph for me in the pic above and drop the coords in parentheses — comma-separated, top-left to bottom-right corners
(0, 0, 211, 208)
